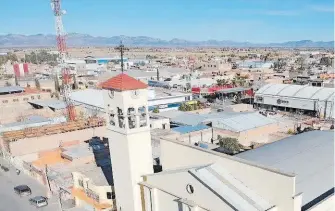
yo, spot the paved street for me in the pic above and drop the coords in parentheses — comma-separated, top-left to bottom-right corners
(0, 158, 60, 211)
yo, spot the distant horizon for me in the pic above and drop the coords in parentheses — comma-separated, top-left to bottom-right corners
(0, 33, 334, 44)
(0, 0, 333, 43)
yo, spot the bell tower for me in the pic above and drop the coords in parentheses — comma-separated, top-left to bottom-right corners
(101, 73, 153, 211)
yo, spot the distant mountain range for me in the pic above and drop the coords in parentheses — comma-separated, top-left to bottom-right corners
(0, 33, 333, 48)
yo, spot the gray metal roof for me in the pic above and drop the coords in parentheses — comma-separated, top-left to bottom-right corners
(61, 145, 93, 160)
(155, 110, 258, 127)
(191, 163, 274, 210)
(212, 112, 277, 132)
(215, 87, 250, 94)
(236, 131, 334, 206)
(0, 86, 24, 94)
(256, 84, 335, 101)
(29, 99, 81, 110)
(71, 89, 104, 109)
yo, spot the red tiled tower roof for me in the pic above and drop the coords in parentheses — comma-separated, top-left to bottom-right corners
(100, 73, 148, 91)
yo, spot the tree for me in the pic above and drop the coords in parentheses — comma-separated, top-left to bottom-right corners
(153, 107, 159, 113)
(239, 55, 247, 67)
(218, 135, 241, 154)
(35, 78, 41, 90)
(6, 53, 18, 62)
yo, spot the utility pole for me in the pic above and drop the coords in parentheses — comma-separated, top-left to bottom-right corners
(115, 41, 129, 73)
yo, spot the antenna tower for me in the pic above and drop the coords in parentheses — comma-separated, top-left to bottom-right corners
(115, 41, 129, 73)
(51, 0, 76, 121)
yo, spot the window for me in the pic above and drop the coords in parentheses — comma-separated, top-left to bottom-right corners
(138, 106, 147, 127)
(78, 179, 84, 188)
(2, 100, 8, 103)
(31, 96, 35, 100)
(107, 192, 115, 199)
(186, 184, 194, 194)
(109, 112, 115, 126)
(117, 107, 125, 128)
(37, 95, 41, 99)
(128, 107, 136, 129)
(23, 98, 29, 101)
(13, 99, 19, 102)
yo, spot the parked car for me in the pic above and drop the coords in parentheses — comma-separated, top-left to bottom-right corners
(14, 185, 32, 196)
(0, 165, 9, 172)
(29, 196, 48, 208)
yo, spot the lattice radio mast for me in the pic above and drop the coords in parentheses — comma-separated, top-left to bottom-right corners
(51, 0, 76, 121)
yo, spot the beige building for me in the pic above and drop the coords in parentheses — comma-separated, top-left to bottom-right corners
(72, 169, 115, 211)
(140, 130, 334, 211)
(153, 110, 279, 147)
(0, 86, 52, 107)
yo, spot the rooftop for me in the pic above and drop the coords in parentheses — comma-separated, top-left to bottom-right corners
(236, 130, 334, 208)
(172, 124, 210, 134)
(0, 86, 24, 94)
(154, 110, 258, 127)
(28, 99, 82, 110)
(256, 84, 335, 101)
(61, 144, 94, 161)
(211, 112, 277, 132)
(100, 73, 148, 91)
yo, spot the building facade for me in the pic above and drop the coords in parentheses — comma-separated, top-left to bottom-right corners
(101, 73, 153, 211)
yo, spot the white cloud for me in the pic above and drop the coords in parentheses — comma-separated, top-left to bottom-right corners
(309, 5, 334, 12)
(263, 10, 299, 16)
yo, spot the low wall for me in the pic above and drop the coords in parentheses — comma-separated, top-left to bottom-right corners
(9, 127, 107, 156)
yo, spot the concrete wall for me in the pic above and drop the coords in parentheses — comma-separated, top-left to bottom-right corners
(0, 92, 51, 107)
(238, 123, 279, 146)
(150, 118, 170, 130)
(72, 172, 114, 205)
(149, 96, 190, 107)
(160, 139, 298, 211)
(145, 171, 235, 211)
(8, 127, 106, 156)
(142, 185, 208, 211)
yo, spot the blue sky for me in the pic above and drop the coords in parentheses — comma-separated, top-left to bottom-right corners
(0, 0, 333, 42)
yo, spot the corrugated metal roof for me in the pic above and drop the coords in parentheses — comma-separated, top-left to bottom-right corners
(260, 84, 290, 95)
(212, 113, 277, 132)
(190, 163, 273, 210)
(0, 86, 24, 93)
(156, 110, 254, 126)
(236, 131, 334, 206)
(71, 89, 104, 109)
(256, 84, 335, 101)
(29, 99, 81, 110)
(172, 125, 210, 134)
(216, 87, 250, 94)
(0, 116, 66, 133)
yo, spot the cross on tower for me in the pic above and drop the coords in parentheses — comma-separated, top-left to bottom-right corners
(115, 41, 129, 73)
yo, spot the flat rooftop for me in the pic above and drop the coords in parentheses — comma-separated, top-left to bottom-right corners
(236, 130, 334, 208)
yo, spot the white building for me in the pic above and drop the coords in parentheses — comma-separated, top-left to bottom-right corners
(140, 131, 334, 211)
(70, 87, 192, 113)
(254, 84, 335, 119)
(93, 72, 333, 211)
(101, 73, 153, 211)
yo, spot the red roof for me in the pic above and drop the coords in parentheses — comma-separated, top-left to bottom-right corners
(100, 73, 148, 91)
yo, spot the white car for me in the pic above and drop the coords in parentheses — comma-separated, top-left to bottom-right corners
(29, 196, 48, 208)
